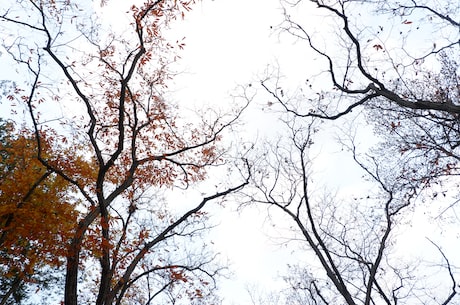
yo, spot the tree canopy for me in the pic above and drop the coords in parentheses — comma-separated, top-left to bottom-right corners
(0, 0, 459, 304)
(1, 0, 249, 304)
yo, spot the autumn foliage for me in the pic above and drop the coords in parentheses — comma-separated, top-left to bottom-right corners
(0, 0, 248, 304)
(0, 121, 93, 283)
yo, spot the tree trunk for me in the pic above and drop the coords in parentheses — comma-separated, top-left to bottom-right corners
(0, 277, 21, 305)
(64, 241, 80, 305)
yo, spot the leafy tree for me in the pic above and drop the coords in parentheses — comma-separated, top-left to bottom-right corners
(0, 120, 86, 305)
(0, 1, 249, 304)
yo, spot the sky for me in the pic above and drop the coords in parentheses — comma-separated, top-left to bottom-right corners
(165, 1, 303, 302)
(1, 0, 459, 304)
(164, 1, 379, 303)
(166, 1, 460, 304)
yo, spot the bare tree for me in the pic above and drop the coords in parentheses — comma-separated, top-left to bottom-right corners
(261, 0, 460, 186)
(250, 1, 460, 303)
(266, 0, 459, 116)
(246, 117, 458, 305)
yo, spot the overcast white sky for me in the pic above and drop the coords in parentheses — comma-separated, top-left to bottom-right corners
(166, 1, 460, 304)
(166, 1, 297, 302)
(1, 0, 459, 304)
(165, 1, 376, 303)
